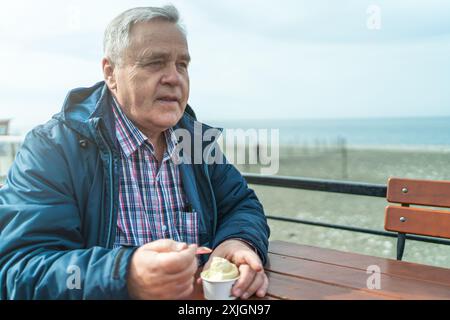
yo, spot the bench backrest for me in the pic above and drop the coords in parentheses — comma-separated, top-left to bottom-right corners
(385, 178, 450, 239)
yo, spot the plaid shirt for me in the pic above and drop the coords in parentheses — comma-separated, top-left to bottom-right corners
(112, 100, 198, 248)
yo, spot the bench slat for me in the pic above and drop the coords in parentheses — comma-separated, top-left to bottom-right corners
(265, 271, 390, 300)
(387, 178, 450, 207)
(385, 206, 450, 238)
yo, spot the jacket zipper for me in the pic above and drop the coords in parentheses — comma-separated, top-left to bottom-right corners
(98, 128, 134, 282)
(98, 129, 115, 248)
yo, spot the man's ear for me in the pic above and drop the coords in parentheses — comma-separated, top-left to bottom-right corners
(102, 57, 117, 91)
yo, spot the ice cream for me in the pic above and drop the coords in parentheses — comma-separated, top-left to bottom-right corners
(201, 257, 240, 281)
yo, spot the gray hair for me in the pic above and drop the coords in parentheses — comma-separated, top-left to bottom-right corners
(103, 5, 186, 66)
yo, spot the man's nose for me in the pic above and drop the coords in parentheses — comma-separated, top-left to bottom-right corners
(161, 63, 183, 86)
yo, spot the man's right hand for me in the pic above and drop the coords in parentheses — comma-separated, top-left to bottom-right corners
(126, 239, 198, 300)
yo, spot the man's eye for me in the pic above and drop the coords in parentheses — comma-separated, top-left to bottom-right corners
(146, 61, 163, 67)
(177, 62, 188, 70)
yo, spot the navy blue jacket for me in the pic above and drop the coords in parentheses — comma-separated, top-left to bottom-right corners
(0, 82, 269, 299)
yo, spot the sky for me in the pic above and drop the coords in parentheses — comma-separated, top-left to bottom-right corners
(0, 0, 450, 134)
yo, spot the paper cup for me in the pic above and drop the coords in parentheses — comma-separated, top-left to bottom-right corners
(201, 274, 240, 300)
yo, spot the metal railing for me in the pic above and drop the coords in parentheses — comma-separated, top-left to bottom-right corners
(243, 173, 450, 247)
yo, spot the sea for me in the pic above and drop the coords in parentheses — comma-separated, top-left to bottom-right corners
(206, 116, 450, 150)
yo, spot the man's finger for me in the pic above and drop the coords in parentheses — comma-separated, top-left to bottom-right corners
(141, 239, 187, 253)
(256, 273, 269, 297)
(243, 254, 263, 272)
(167, 251, 198, 281)
(233, 251, 263, 273)
(241, 271, 265, 299)
(175, 282, 195, 300)
(157, 244, 197, 274)
(232, 264, 256, 298)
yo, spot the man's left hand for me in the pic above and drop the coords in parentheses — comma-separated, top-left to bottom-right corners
(197, 239, 269, 299)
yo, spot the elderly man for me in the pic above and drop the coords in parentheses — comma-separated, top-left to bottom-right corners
(0, 5, 270, 300)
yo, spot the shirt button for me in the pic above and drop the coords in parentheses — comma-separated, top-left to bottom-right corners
(162, 225, 167, 232)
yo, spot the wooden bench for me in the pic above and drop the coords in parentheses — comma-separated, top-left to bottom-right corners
(385, 177, 450, 260)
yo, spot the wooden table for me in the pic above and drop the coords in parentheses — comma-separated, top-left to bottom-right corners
(191, 240, 450, 300)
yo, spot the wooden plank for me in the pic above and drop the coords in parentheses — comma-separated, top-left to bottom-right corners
(387, 177, 450, 207)
(189, 281, 206, 300)
(188, 271, 387, 300)
(269, 241, 450, 287)
(264, 271, 391, 300)
(385, 206, 450, 238)
(266, 253, 450, 300)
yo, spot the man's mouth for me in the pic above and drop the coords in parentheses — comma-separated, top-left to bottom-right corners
(156, 95, 179, 103)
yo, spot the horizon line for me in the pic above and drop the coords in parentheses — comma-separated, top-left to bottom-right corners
(203, 114, 450, 122)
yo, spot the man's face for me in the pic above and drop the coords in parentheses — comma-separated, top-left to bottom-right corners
(109, 19, 190, 133)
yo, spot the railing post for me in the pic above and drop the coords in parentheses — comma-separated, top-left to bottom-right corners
(396, 203, 410, 260)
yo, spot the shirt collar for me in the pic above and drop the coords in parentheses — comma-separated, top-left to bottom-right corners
(112, 98, 179, 160)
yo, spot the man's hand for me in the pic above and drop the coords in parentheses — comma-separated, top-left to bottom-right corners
(127, 239, 198, 300)
(198, 239, 269, 299)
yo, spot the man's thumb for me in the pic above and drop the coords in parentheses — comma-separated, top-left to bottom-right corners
(141, 239, 187, 253)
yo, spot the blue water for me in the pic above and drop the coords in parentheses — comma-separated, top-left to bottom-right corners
(206, 117, 450, 148)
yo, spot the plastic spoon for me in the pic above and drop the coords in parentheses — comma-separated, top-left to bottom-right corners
(196, 246, 213, 255)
